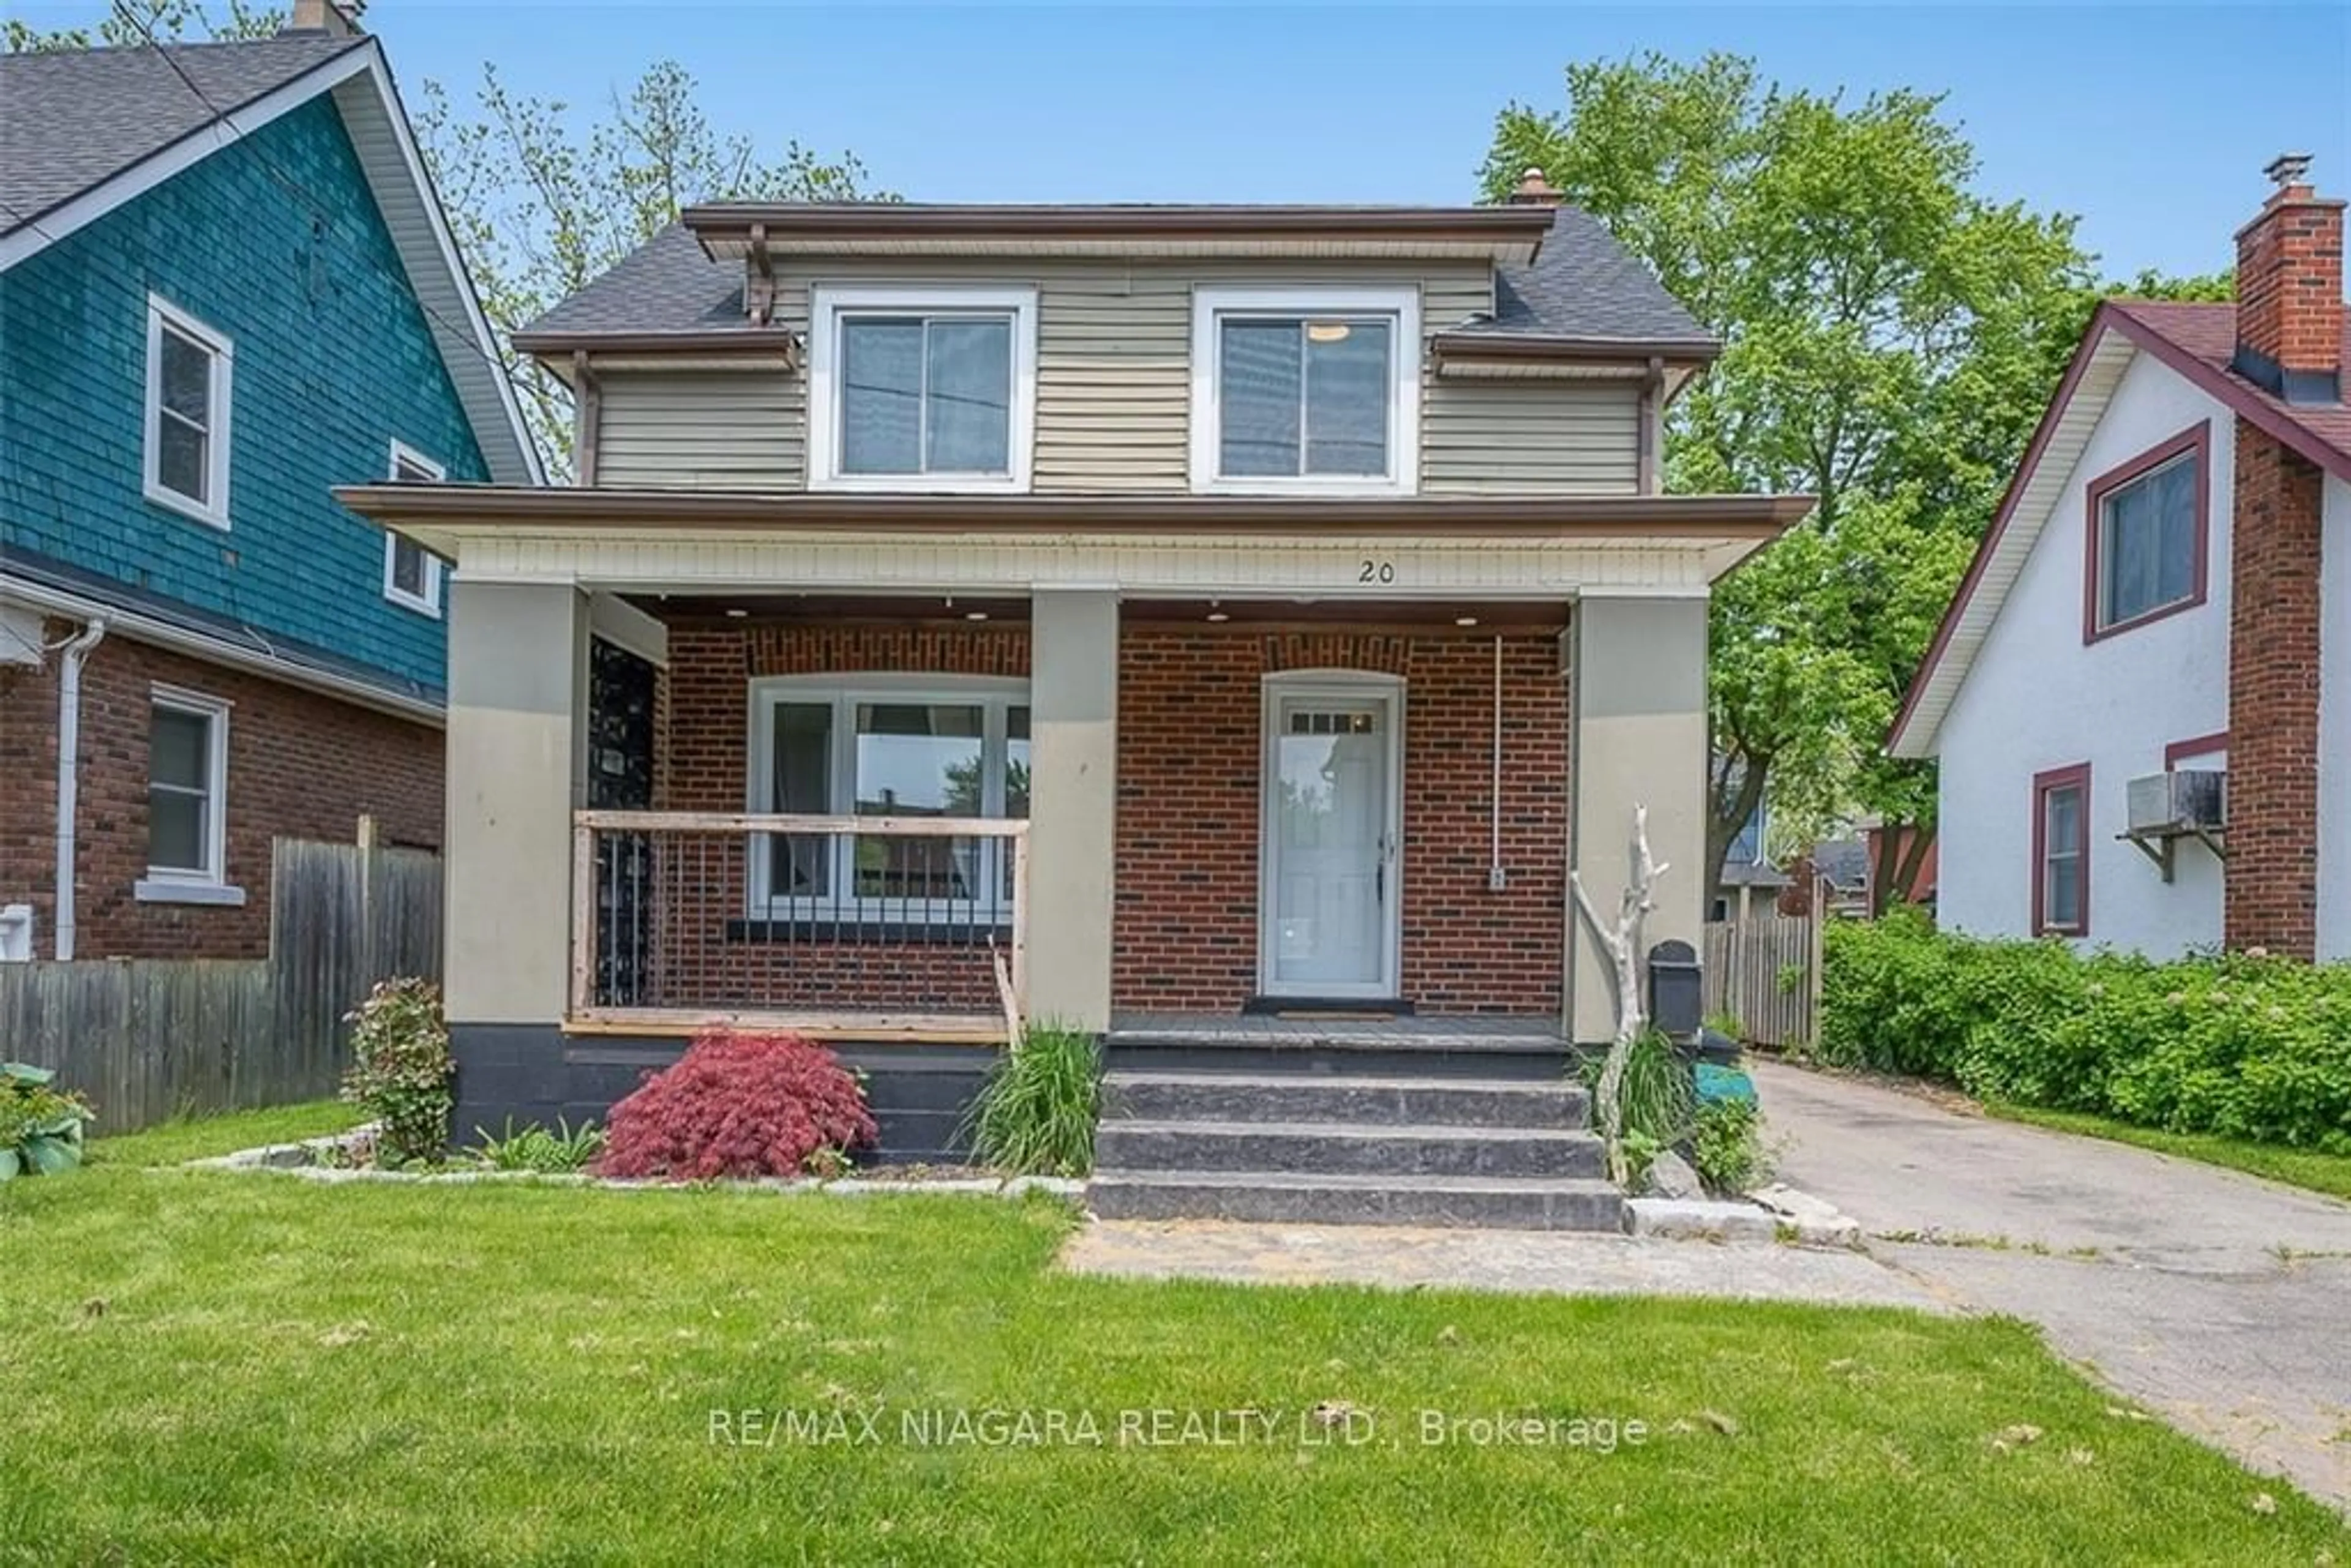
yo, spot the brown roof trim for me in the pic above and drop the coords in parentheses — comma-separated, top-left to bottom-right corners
(511, 329, 797, 358)
(2104, 304, 2351, 482)
(334, 484, 1814, 540)
(680, 202, 1558, 247)
(1431, 331, 1721, 366)
(1888, 304, 2118, 756)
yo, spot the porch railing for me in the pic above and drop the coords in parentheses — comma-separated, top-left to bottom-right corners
(568, 809, 1028, 1038)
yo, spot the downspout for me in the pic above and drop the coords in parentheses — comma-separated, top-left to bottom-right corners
(1637, 356, 1665, 495)
(53, 617, 106, 961)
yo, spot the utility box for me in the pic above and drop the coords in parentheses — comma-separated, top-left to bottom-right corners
(1646, 939, 1702, 1039)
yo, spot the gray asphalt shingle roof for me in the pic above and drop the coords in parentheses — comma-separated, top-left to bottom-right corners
(0, 33, 366, 238)
(522, 205, 1714, 348)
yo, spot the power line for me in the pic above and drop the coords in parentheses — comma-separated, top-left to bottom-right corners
(103, 0, 550, 470)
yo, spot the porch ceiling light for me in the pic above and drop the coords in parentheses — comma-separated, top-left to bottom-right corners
(1305, 321, 1351, 343)
(1455, 615, 1479, 626)
(1205, 600, 1230, 623)
(964, 610, 989, 621)
(725, 607, 749, 618)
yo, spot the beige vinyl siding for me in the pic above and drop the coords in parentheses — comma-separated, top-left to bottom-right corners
(595, 371, 800, 490)
(1423, 381, 1641, 495)
(590, 257, 1641, 496)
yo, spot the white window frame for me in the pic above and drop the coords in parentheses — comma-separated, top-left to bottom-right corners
(744, 673, 1030, 922)
(1190, 285, 1422, 498)
(137, 684, 245, 906)
(143, 294, 234, 528)
(805, 284, 1038, 494)
(382, 441, 447, 617)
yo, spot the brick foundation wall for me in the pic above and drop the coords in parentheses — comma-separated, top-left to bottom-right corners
(653, 620, 1033, 1011)
(2225, 422, 2326, 958)
(1113, 625, 1569, 1014)
(0, 621, 441, 959)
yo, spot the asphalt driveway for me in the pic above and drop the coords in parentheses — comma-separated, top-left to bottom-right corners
(1756, 1059, 2351, 1510)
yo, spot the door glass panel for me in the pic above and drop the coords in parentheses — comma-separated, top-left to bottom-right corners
(768, 702, 832, 897)
(854, 703, 984, 902)
(1270, 700, 1387, 989)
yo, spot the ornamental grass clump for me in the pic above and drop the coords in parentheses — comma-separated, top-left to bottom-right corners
(340, 978, 453, 1166)
(598, 1030, 876, 1180)
(962, 1022, 1101, 1176)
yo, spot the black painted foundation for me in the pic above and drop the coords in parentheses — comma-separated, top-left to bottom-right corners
(448, 1023, 994, 1164)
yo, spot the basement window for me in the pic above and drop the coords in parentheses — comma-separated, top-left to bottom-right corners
(806, 285, 1037, 492)
(1190, 286, 1421, 496)
(143, 296, 233, 528)
(383, 442, 447, 617)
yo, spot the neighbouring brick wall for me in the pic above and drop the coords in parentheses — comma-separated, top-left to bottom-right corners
(2225, 422, 2325, 958)
(0, 620, 441, 960)
(651, 620, 1033, 1011)
(1113, 625, 1569, 1014)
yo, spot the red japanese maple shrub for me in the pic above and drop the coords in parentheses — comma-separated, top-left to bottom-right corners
(598, 1030, 877, 1180)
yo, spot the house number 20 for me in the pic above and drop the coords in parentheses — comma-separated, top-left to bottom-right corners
(1358, 559, 1397, 585)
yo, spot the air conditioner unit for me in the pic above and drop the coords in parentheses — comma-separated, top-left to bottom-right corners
(2127, 769, 2227, 835)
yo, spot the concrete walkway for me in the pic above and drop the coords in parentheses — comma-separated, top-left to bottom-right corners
(1756, 1059, 2351, 1509)
(1062, 1218, 1940, 1310)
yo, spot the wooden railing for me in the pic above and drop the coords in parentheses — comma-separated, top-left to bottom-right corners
(569, 809, 1028, 1040)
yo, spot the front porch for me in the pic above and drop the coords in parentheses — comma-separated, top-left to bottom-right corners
(551, 590, 1675, 1046)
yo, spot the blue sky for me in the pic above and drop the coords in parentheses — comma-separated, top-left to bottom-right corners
(15, 2, 2349, 279)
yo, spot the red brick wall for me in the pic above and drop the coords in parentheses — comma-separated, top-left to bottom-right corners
(651, 620, 1032, 1011)
(1113, 625, 1569, 1014)
(643, 616, 1572, 1018)
(2234, 187, 2345, 382)
(2225, 423, 2325, 958)
(0, 620, 441, 960)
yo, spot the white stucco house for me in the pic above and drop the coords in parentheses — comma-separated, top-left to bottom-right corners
(1889, 157, 2350, 962)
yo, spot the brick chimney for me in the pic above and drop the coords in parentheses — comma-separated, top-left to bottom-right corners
(2232, 152, 2344, 405)
(2224, 157, 2338, 959)
(283, 0, 360, 36)
(1507, 168, 1563, 208)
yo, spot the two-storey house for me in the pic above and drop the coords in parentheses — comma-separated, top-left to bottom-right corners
(1891, 158, 2350, 961)
(339, 173, 1809, 1166)
(0, 4, 539, 962)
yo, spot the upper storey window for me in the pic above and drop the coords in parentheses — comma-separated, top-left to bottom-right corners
(807, 285, 1037, 492)
(144, 295, 233, 527)
(2085, 422, 2208, 640)
(1190, 286, 1420, 496)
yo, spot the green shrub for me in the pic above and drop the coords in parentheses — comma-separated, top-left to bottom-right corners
(473, 1117, 606, 1173)
(1691, 1098, 1768, 1196)
(1820, 916, 2351, 1152)
(0, 1062, 93, 1182)
(1578, 1028, 1695, 1155)
(964, 1023, 1100, 1176)
(341, 978, 453, 1166)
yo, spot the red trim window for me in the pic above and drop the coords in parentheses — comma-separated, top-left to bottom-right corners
(2083, 422, 2210, 642)
(2031, 762, 2091, 937)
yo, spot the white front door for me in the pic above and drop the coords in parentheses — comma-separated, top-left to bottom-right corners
(1261, 677, 1401, 997)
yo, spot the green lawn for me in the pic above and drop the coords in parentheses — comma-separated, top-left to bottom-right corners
(4, 1169, 2343, 1563)
(1988, 1103, 2351, 1203)
(87, 1099, 369, 1169)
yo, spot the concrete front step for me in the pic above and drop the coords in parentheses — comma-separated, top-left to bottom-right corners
(1103, 1043, 1573, 1080)
(1087, 1169, 1627, 1232)
(1101, 1071, 1590, 1131)
(1096, 1117, 1607, 1180)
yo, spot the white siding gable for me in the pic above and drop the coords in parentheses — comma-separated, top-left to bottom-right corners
(1937, 352, 2233, 955)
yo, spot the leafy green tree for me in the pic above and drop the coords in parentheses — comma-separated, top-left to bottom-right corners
(6, 0, 288, 51)
(414, 61, 891, 471)
(1482, 53, 2093, 906)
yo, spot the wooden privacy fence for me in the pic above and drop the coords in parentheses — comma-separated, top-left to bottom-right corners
(0, 831, 441, 1133)
(1703, 912, 1820, 1048)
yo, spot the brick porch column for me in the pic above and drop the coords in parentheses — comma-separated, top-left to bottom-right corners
(443, 579, 588, 1024)
(1026, 588, 1120, 1030)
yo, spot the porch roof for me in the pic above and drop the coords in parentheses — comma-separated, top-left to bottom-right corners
(337, 484, 1811, 552)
